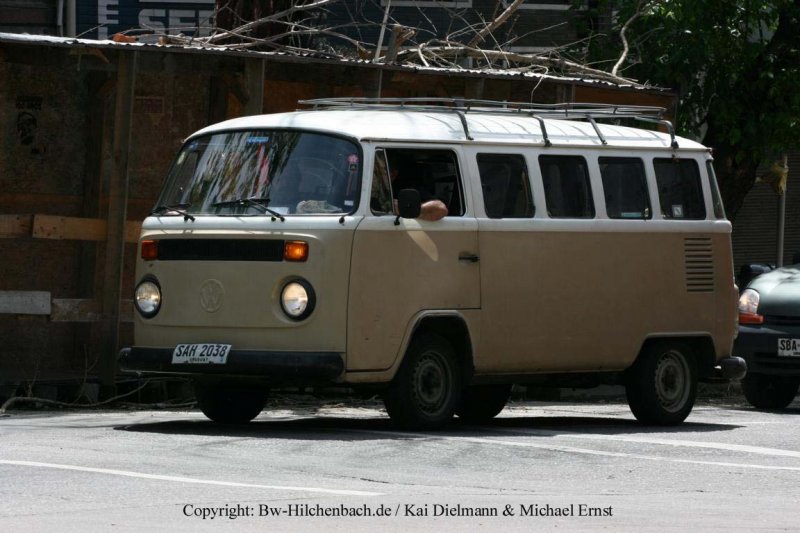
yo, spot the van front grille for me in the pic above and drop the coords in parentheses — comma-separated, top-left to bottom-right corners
(156, 239, 285, 261)
(684, 237, 714, 293)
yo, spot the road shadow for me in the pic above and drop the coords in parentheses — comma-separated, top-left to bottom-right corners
(115, 406, 742, 441)
(473, 415, 741, 434)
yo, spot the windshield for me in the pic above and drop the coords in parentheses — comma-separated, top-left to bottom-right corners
(156, 130, 362, 216)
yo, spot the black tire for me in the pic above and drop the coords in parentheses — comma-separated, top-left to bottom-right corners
(456, 384, 512, 423)
(194, 382, 268, 424)
(741, 374, 799, 410)
(384, 333, 462, 430)
(625, 341, 697, 425)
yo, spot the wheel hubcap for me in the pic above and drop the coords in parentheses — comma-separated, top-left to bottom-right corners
(654, 351, 690, 413)
(413, 352, 450, 416)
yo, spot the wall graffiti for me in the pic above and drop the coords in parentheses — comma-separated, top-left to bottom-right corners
(15, 96, 46, 157)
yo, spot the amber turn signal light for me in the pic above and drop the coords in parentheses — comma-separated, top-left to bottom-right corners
(738, 312, 764, 325)
(284, 241, 309, 262)
(141, 240, 158, 261)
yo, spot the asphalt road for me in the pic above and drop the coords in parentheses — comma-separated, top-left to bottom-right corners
(1, 397, 799, 532)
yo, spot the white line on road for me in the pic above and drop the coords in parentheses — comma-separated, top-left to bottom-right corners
(0, 460, 383, 496)
(489, 428, 800, 459)
(344, 429, 800, 472)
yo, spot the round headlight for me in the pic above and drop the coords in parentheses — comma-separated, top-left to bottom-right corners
(738, 288, 763, 324)
(280, 280, 315, 320)
(135, 279, 162, 318)
(738, 288, 760, 315)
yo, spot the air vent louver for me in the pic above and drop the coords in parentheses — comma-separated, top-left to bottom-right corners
(684, 237, 714, 293)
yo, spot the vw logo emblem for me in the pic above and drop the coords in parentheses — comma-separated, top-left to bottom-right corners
(199, 279, 225, 313)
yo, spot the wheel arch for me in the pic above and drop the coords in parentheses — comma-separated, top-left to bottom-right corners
(635, 335, 717, 379)
(396, 311, 475, 384)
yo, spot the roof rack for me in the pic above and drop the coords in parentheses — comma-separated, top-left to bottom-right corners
(298, 97, 678, 149)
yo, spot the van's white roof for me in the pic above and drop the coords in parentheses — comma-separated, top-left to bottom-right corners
(191, 109, 706, 151)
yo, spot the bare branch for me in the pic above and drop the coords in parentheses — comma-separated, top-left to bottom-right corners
(131, 0, 647, 89)
(612, 0, 664, 77)
(397, 43, 640, 85)
(467, 0, 525, 48)
(204, 0, 337, 45)
(416, 42, 430, 67)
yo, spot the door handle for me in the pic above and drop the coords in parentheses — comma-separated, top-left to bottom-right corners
(459, 254, 480, 263)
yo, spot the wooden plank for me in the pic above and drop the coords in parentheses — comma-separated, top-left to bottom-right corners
(126, 219, 145, 243)
(101, 49, 138, 389)
(51, 299, 133, 323)
(33, 214, 106, 240)
(50, 298, 101, 322)
(0, 291, 51, 315)
(31, 215, 141, 243)
(120, 299, 133, 323)
(244, 58, 265, 116)
(0, 192, 152, 210)
(0, 214, 33, 238)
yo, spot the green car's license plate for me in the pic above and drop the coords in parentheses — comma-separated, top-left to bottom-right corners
(777, 338, 800, 357)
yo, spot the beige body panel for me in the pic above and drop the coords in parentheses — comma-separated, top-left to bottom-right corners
(346, 216, 480, 371)
(344, 309, 482, 383)
(134, 222, 356, 354)
(474, 224, 736, 374)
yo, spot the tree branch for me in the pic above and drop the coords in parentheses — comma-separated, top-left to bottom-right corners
(203, 0, 337, 45)
(468, 0, 525, 48)
(612, 0, 663, 77)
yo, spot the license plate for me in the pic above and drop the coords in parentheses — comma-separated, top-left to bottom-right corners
(172, 343, 231, 364)
(777, 338, 800, 357)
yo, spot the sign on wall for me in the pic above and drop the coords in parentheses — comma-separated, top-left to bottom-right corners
(77, 0, 215, 40)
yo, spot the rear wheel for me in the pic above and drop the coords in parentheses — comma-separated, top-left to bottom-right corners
(625, 341, 697, 425)
(384, 333, 462, 430)
(194, 382, 267, 424)
(741, 374, 799, 409)
(456, 384, 512, 423)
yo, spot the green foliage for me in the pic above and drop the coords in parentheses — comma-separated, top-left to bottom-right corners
(575, 0, 800, 216)
(574, 0, 799, 199)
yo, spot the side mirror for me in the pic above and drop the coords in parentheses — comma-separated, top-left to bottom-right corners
(397, 189, 421, 219)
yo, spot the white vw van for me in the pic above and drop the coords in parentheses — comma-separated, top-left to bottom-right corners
(119, 98, 746, 428)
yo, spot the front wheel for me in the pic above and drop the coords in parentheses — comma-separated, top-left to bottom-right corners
(625, 342, 697, 425)
(741, 374, 799, 409)
(384, 333, 462, 430)
(194, 382, 268, 424)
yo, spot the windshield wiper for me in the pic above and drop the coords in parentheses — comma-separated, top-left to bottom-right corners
(150, 203, 195, 221)
(211, 197, 285, 221)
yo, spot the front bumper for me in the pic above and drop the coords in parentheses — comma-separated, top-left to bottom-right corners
(733, 325, 800, 376)
(118, 347, 344, 382)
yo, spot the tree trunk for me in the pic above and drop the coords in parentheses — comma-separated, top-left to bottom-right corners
(703, 125, 759, 223)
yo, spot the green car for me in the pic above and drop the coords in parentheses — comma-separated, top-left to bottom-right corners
(735, 265, 800, 409)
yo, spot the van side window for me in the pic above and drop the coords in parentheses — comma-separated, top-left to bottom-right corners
(370, 148, 393, 215)
(706, 161, 726, 219)
(599, 157, 651, 219)
(654, 158, 706, 219)
(476, 154, 534, 218)
(539, 155, 594, 218)
(383, 148, 466, 217)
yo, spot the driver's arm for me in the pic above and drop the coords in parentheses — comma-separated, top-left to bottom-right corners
(419, 199, 448, 221)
